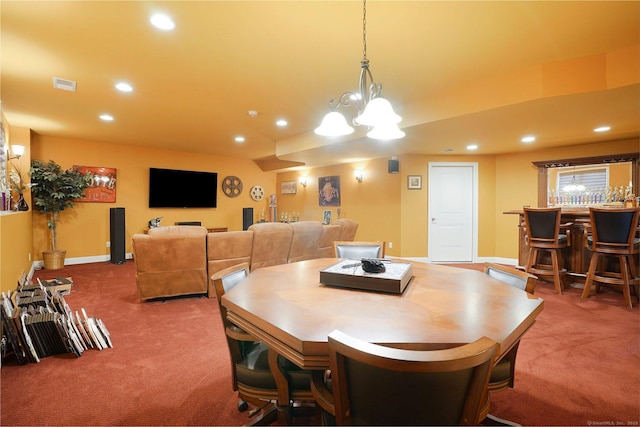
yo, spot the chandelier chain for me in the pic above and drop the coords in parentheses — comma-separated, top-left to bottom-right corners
(362, 0, 367, 60)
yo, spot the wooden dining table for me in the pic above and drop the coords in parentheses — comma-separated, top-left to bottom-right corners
(221, 258, 544, 370)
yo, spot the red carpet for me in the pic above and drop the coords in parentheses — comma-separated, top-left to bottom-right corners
(1, 261, 638, 426)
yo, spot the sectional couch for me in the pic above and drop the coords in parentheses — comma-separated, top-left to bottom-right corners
(132, 219, 358, 301)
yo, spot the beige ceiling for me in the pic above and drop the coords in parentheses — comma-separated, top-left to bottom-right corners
(2, 1, 639, 171)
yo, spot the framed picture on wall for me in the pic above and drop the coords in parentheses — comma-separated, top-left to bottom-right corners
(74, 166, 117, 202)
(280, 181, 297, 194)
(318, 175, 340, 206)
(322, 210, 332, 225)
(408, 175, 422, 190)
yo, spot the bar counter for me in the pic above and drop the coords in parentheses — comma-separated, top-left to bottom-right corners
(504, 207, 635, 283)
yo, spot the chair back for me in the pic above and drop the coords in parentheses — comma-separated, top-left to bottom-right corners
(484, 263, 537, 294)
(523, 207, 565, 248)
(334, 241, 385, 259)
(589, 207, 640, 254)
(211, 263, 250, 329)
(327, 330, 498, 426)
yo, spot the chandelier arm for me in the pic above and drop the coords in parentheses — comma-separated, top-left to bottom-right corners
(328, 91, 362, 112)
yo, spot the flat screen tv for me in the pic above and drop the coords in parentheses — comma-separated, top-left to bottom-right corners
(148, 168, 217, 208)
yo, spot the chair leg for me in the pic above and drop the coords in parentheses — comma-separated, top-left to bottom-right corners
(619, 256, 633, 309)
(582, 253, 601, 299)
(550, 250, 563, 294)
(525, 248, 537, 274)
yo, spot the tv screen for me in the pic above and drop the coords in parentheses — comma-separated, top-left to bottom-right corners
(148, 168, 218, 208)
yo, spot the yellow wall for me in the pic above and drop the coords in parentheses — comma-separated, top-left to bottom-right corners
(30, 134, 277, 261)
(0, 125, 33, 293)
(0, 211, 33, 293)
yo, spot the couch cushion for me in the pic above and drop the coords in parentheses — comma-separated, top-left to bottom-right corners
(288, 221, 323, 263)
(318, 224, 342, 258)
(248, 222, 293, 270)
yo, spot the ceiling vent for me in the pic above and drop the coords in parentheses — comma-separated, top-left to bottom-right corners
(52, 77, 77, 92)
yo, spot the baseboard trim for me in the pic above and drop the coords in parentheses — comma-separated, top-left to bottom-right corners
(31, 253, 133, 275)
(387, 256, 518, 265)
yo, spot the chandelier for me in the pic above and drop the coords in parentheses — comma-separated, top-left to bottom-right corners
(314, 0, 404, 140)
(562, 168, 585, 192)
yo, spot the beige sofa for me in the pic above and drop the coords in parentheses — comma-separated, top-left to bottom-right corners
(132, 220, 358, 301)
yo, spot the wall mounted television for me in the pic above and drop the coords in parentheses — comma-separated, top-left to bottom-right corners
(148, 167, 218, 208)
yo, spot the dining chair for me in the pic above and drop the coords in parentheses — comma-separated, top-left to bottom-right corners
(523, 207, 571, 294)
(483, 263, 537, 393)
(581, 207, 640, 308)
(333, 241, 385, 259)
(211, 263, 315, 424)
(311, 330, 498, 426)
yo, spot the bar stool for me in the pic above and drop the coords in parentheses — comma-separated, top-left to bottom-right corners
(581, 207, 640, 308)
(523, 207, 570, 294)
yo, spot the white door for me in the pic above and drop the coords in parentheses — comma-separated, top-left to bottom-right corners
(428, 163, 477, 262)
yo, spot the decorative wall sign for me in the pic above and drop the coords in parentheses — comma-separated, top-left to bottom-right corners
(250, 185, 265, 201)
(75, 166, 117, 202)
(408, 175, 422, 190)
(318, 175, 340, 206)
(222, 176, 243, 198)
(280, 181, 297, 194)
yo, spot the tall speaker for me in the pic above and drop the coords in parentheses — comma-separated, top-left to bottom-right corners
(110, 207, 126, 265)
(388, 159, 399, 174)
(242, 207, 254, 231)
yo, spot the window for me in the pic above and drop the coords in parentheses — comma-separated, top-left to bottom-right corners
(557, 167, 608, 193)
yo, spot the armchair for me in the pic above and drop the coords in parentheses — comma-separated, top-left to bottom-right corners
(211, 264, 315, 425)
(483, 263, 537, 392)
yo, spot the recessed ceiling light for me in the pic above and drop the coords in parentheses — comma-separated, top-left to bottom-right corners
(466, 144, 478, 151)
(150, 13, 175, 31)
(276, 119, 288, 127)
(521, 135, 536, 143)
(99, 114, 114, 122)
(594, 126, 611, 133)
(115, 82, 133, 92)
(235, 136, 245, 143)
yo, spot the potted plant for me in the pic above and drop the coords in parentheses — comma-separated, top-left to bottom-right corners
(30, 160, 92, 270)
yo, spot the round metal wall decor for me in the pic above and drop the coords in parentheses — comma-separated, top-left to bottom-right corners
(222, 176, 243, 198)
(250, 185, 265, 201)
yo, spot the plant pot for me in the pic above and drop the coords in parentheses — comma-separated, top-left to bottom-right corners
(43, 250, 66, 270)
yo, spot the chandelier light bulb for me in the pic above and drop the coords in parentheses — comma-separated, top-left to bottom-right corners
(355, 97, 402, 127)
(314, 111, 355, 136)
(366, 123, 405, 140)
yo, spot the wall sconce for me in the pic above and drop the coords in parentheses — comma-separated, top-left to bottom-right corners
(354, 169, 363, 183)
(8, 144, 25, 160)
(299, 177, 308, 187)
